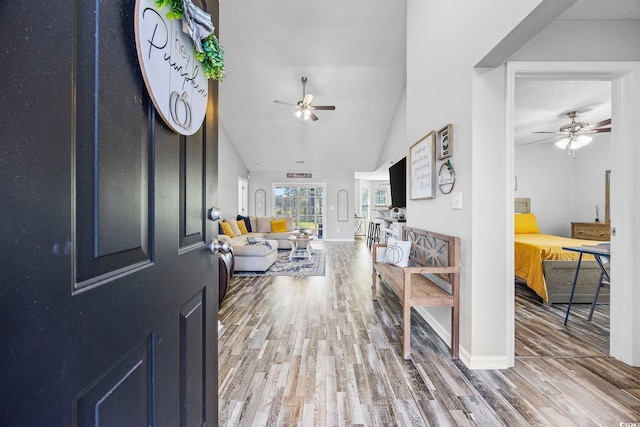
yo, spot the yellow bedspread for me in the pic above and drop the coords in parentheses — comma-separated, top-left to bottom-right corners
(514, 233, 598, 302)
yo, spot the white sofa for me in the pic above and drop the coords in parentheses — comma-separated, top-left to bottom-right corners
(218, 216, 297, 272)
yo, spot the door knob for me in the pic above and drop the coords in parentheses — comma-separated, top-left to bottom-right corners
(207, 207, 223, 221)
(209, 239, 231, 255)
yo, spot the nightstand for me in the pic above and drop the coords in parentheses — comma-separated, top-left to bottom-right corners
(571, 222, 610, 241)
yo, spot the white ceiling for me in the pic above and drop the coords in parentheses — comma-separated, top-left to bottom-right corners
(219, 0, 406, 174)
(515, 80, 611, 147)
(218, 0, 639, 174)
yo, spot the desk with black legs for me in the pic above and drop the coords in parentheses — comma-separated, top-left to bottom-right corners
(562, 243, 610, 325)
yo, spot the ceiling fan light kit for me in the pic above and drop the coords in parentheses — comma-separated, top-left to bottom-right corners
(555, 134, 593, 151)
(274, 76, 336, 122)
(526, 110, 611, 156)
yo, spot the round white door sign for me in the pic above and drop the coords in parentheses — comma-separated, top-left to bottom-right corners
(134, 0, 209, 135)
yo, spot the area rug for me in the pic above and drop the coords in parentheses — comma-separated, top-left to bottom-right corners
(234, 249, 326, 276)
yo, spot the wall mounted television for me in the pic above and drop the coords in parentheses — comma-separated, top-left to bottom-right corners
(388, 157, 407, 208)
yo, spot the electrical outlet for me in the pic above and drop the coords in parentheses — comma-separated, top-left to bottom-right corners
(452, 192, 463, 210)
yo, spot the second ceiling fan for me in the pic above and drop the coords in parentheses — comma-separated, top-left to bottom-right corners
(524, 110, 611, 151)
(274, 76, 336, 122)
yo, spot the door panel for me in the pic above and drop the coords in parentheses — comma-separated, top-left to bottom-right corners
(74, 337, 152, 426)
(74, 0, 152, 289)
(0, 0, 220, 425)
(180, 132, 207, 250)
(180, 292, 206, 426)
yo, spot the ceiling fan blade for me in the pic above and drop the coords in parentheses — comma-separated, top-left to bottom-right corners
(583, 118, 611, 130)
(582, 128, 611, 134)
(532, 131, 564, 135)
(303, 93, 313, 107)
(518, 135, 565, 146)
(308, 111, 319, 121)
(309, 105, 336, 110)
(274, 100, 296, 106)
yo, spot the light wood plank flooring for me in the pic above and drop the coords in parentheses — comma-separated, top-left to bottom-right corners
(218, 241, 640, 426)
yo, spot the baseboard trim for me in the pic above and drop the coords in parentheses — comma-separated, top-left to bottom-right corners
(415, 307, 510, 370)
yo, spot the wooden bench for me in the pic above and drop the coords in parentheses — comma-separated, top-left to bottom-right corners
(372, 226, 460, 359)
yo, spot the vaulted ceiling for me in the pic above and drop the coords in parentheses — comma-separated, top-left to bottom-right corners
(218, 0, 406, 174)
(218, 0, 639, 174)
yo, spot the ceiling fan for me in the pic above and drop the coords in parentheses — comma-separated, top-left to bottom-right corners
(525, 110, 611, 152)
(274, 76, 336, 122)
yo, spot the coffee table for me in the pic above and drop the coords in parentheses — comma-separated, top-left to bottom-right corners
(289, 234, 314, 260)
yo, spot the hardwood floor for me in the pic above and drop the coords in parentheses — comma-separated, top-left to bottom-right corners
(218, 241, 640, 426)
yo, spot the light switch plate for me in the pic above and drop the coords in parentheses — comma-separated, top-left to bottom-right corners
(452, 192, 463, 210)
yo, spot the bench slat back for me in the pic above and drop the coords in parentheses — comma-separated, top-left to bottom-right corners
(403, 226, 460, 283)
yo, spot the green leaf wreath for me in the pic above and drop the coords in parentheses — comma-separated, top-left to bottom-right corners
(155, 0, 225, 81)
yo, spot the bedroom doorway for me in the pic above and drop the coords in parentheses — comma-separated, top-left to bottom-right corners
(506, 62, 640, 367)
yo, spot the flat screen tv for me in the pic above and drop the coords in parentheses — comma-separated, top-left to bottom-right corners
(388, 157, 407, 208)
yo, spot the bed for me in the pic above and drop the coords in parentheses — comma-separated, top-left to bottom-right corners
(514, 199, 609, 304)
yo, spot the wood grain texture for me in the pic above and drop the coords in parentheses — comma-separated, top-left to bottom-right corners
(218, 242, 640, 426)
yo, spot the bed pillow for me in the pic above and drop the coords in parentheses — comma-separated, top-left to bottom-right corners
(236, 220, 248, 235)
(236, 215, 252, 232)
(385, 237, 412, 268)
(220, 221, 235, 237)
(271, 218, 288, 233)
(514, 213, 540, 234)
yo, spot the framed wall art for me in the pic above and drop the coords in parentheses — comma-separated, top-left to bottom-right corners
(255, 189, 266, 216)
(437, 124, 453, 160)
(409, 131, 436, 200)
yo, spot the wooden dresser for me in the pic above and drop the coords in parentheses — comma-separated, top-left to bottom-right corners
(571, 222, 610, 241)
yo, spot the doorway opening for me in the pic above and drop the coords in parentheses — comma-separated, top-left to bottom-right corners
(273, 184, 325, 239)
(238, 177, 248, 217)
(506, 61, 640, 366)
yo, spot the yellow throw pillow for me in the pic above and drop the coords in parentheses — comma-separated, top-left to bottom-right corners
(237, 220, 248, 235)
(514, 213, 540, 234)
(220, 221, 235, 237)
(271, 218, 287, 233)
(224, 218, 242, 236)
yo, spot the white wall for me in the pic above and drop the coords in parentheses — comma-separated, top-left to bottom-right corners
(515, 137, 611, 237)
(401, 0, 546, 368)
(573, 140, 612, 224)
(247, 171, 355, 240)
(510, 20, 640, 62)
(398, 0, 640, 368)
(218, 122, 249, 218)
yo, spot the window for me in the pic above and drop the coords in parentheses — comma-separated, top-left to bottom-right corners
(374, 188, 389, 210)
(273, 184, 325, 239)
(361, 188, 369, 219)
